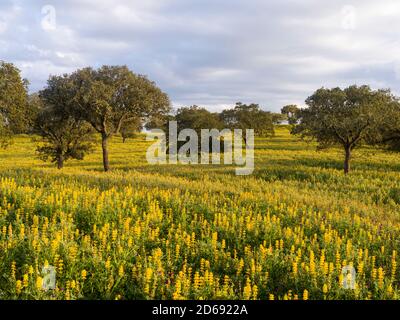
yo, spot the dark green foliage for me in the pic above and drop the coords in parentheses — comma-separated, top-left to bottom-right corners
(25, 93, 43, 133)
(176, 105, 223, 134)
(220, 102, 275, 138)
(293, 85, 398, 173)
(34, 75, 95, 169)
(121, 118, 142, 143)
(68, 65, 171, 171)
(373, 100, 400, 151)
(271, 113, 287, 125)
(281, 104, 300, 125)
(0, 61, 29, 146)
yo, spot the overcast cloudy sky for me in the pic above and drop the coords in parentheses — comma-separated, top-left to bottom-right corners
(1, 0, 400, 112)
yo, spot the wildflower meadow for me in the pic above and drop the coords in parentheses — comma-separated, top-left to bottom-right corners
(1, 127, 399, 300)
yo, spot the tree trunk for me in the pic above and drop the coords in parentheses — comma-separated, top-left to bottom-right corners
(57, 155, 64, 170)
(102, 133, 110, 172)
(344, 146, 351, 174)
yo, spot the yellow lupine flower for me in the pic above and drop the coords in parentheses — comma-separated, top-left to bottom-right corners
(118, 265, 124, 277)
(269, 294, 274, 300)
(105, 258, 111, 271)
(323, 284, 328, 294)
(16, 280, 22, 294)
(36, 277, 43, 290)
(292, 261, 298, 277)
(23, 274, 29, 288)
(387, 284, 393, 296)
(11, 261, 16, 279)
(252, 285, 258, 300)
(81, 269, 87, 281)
(243, 278, 252, 300)
(378, 267, 384, 289)
(0, 133, 400, 300)
(28, 265, 34, 275)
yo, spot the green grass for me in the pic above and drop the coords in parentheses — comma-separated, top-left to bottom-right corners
(0, 126, 399, 300)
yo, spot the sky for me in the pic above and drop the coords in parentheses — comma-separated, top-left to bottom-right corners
(1, 0, 400, 112)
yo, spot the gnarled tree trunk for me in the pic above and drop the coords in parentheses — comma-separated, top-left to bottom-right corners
(57, 155, 64, 170)
(102, 133, 110, 172)
(344, 145, 351, 174)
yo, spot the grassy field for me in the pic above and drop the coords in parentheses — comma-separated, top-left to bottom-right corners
(0, 126, 399, 300)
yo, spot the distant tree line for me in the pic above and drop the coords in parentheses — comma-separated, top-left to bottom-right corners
(2, 59, 400, 174)
(0, 60, 281, 171)
(151, 103, 277, 148)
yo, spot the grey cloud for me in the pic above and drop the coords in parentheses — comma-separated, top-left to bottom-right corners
(1, 0, 400, 112)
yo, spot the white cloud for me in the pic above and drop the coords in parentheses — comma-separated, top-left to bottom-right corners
(1, 0, 400, 110)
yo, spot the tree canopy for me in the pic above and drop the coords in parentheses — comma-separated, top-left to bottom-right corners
(0, 61, 29, 146)
(293, 85, 398, 173)
(5, 58, 400, 175)
(281, 104, 300, 125)
(220, 102, 275, 140)
(68, 65, 171, 171)
(34, 107, 94, 169)
(176, 105, 223, 133)
(271, 113, 287, 125)
(35, 75, 95, 169)
(121, 118, 142, 143)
